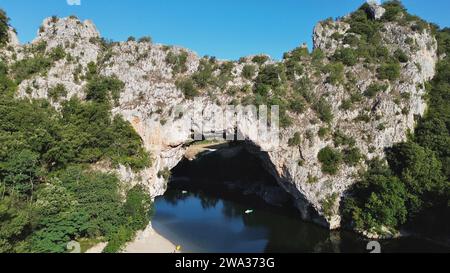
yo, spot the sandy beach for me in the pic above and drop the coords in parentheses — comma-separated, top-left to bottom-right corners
(85, 223, 178, 253)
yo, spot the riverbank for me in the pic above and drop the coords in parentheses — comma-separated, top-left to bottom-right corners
(85, 223, 179, 253)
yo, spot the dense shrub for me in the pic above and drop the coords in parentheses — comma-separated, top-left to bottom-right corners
(313, 98, 334, 123)
(377, 61, 401, 81)
(283, 46, 309, 62)
(386, 142, 446, 214)
(323, 62, 344, 85)
(333, 130, 356, 147)
(289, 96, 306, 114)
(284, 59, 303, 80)
(394, 49, 409, 63)
(11, 55, 52, 83)
(364, 83, 388, 98)
(242, 64, 256, 80)
(381, 0, 406, 22)
(343, 147, 362, 166)
(138, 36, 152, 43)
(251, 55, 269, 65)
(318, 146, 342, 175)
(48, 83, 67, 101)
(175, 78, 199, 99)
(49, 46, 66, 62)
(333, 48, 358, 66)
(85, 75, 125, 104)
(254, 64, 285, 96)
(192, 58, 214, 88)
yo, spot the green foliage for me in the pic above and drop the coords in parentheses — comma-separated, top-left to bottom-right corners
(254, 64, 285, 96)
(333, 48, 358, 66)
(343, 159, 408, 233)
(318, 127, 330, 139)
(318, 146, 342, 175)
(394, 49, 409, 63)
(321, 193, 338, 219)
(49, 46, 66, 62)
(346, 6, 380, 39)
(343, 147, 362, 166)
(103, 185, 152, 253)
(11, 55, 52, 84)
(377, 61, 401, 81)
(85, 75, 125, 104)
(323, 62, 344, 85)
(251, 55, 269, 65)
(294, 77, 314, 103)
(288, 95, 306, 114)
(283, 46, 309, 62)
(138, 36, 152, 43)
(165, 51, 188, 75)
(381, 0, 406, 22)
(313, 98, 334, 123)
(288, 132, 301, 147)
(123, 185, 153, 231)
(340, 99, 352, 111)
(364, 82, 388, 98)
(192, 58, 214, 89)
(386, 142, 446, 214)
(0, 62, 17, 96)
(0, 10, 153, 252)
(48, 84, 67, 102)
(175, 78, 199, 99)
(0, 9, 11, 47)
(102, 225, 134, 253)
(61, 98, 151, 170)
(157, 167, 171, 181)
(242, 64, 256, 80)
(333, 130, 356, 147)
(284, 58, 304, 80)
(344, 26, 450, 233)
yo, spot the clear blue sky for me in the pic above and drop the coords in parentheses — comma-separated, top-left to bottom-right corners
(1, 0, 449, 60)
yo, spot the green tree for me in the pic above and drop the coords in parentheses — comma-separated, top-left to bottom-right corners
(343, 159, 408, 233)
(386, 142, 446, 214)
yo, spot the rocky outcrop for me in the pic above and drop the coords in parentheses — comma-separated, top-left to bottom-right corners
(367, 2, 386, 20)
(1, 5, 438, 230)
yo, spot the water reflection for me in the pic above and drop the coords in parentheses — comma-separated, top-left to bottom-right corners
(152, 146, 449, 253)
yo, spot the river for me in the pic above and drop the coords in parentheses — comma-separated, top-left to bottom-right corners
(152, 146, 449, 253)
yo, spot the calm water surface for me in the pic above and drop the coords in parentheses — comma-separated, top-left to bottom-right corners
(152, 147, 449, 253)
(152, 183, 449, 253)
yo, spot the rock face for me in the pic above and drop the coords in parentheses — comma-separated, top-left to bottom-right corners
(0, 9, 438, 229)
(367, 2, 386, 20)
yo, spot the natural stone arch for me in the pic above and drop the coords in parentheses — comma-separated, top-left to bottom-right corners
(117, 101, 335, 228)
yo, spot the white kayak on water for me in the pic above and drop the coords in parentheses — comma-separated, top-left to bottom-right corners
(245, 210, 254, 214)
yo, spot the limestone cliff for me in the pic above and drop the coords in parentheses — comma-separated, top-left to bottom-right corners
(0, 4, 438, 229)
